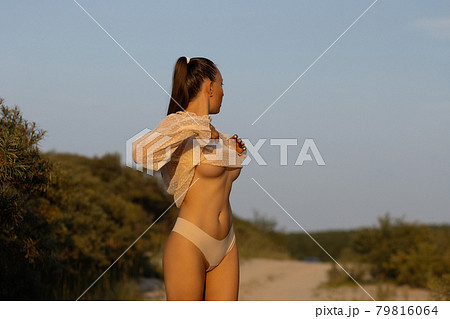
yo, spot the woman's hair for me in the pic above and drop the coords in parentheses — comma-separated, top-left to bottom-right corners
(167, 56, 218, 115)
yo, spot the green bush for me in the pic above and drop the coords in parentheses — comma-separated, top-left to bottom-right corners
(350, 213, 450, 290)
(0, 99, 177, 300)
(1, 99, 57, 299)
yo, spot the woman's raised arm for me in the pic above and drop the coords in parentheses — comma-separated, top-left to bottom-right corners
(132, 113, 211, 171)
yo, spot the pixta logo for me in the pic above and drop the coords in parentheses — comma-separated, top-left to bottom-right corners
(127, 130, 325, 176)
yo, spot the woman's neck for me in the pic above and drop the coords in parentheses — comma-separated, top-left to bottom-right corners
(185, 95, 210, 117)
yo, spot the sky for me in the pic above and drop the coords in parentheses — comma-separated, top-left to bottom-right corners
(1, 0, 449, 232)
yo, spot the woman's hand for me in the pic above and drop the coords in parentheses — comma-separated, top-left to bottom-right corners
(228, 134, 246, 154)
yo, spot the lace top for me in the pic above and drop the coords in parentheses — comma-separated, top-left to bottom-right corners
(132, 110, 247, 207)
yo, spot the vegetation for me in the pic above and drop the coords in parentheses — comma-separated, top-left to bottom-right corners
(1, 99, 56, 299)
(234, 211, 290, 260)
(0, 99, 177, 300)
(282, 228, 359, 262)
(350, 214, 449, 288)
(320, 214, 450, 300)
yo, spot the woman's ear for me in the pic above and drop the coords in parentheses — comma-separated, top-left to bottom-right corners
(209, 82, 213, 95)
(201, 79, 213, 95)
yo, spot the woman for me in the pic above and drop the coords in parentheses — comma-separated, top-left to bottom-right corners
(132, 56, 247, 300)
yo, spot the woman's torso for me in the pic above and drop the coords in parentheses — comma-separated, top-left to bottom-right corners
(178, 163, 241, 239)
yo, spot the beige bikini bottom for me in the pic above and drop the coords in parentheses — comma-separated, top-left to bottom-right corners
(171, 217, 236, 272)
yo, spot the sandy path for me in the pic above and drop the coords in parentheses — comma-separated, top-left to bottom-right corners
(141, 258, 432, 301)
(238, 258, 330, 300)
(239, 258, 431, 301)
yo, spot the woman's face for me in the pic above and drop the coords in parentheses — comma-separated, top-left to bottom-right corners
(209, 69, 224, 114)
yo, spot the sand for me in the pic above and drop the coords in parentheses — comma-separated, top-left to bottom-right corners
(140, 258, 432, 301)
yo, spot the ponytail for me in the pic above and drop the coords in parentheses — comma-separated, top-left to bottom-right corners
(167, 56, 218, 115)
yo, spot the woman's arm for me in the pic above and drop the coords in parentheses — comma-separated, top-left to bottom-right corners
(132, 113, 211, 171)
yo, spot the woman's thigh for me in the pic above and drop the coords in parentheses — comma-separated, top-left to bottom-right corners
(163, 231, 207, 300)
(204, 242, 239, 301)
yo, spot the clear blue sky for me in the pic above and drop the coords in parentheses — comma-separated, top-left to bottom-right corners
(1, 0, 449, 232)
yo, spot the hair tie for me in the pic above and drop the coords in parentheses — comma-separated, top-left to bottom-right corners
(186, 57, 190, 64)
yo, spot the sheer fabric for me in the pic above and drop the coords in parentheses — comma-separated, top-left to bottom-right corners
(132, 110, 247, 207)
